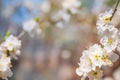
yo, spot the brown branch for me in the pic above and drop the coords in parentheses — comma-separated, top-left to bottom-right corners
(110, 0, 120, 20)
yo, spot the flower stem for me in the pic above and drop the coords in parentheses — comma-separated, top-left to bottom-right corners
(111, 0, 120, 20)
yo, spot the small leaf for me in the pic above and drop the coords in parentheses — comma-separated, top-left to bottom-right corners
(5, 30, 11, 38)
(34, 17, 40, 22)
(2, 31, 11, 41)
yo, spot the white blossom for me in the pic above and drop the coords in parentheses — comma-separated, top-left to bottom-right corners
(97, 24, 118, 38)
(100, 36, 118, 52)
(0, 53, 12, 80)
(96, 8, 113, 26)
(88, 67, 103, 80)
(101, 50, 115, 66)
(99, 24, 119, 52)
(97, 23, 119, 52)
(76, 8, 120, 80)
(40, 1, 51, 13)
(96, 9, 114, 41)
(1, 35, 21, 59)
(52, 10, 70, 28)
(56, 21, 64, 29)
(0, 68, 13, 80)
(62, 0, 81, 14)
(23, 19, 42, 37)
(52, 10, 70, 23)
(87, 44, 103, 69)
(76, 44, 119, 79)
(76, 50, 93, 77)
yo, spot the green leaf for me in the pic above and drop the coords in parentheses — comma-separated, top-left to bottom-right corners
(2, 30, 11, 41)
(5, 30, 11, 38)
(34, 17, 40, 22)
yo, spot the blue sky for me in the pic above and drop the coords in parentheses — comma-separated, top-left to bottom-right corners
(2, 0, 44, 24)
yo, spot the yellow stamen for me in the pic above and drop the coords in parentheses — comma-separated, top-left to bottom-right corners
(103, 17, 111, 23)
(92, 71, 99, 79)
(94, 54, 100, 60)
(8, 43, 13, 47)
(93, 72, 98, 76)
(101, 55, 112, 65)
(101, 45, 104, 48)
(101, 55, 109, 61)
(108, 38, 113, 45)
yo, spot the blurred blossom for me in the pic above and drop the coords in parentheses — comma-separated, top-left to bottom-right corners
(56, 21, 64, 29)
(61, 50, 71, 59)
(52, 10, 70, 28)
(62, 0, 81, 14)
(23, 0, 35, 11)
(52, 10, 70, 22)
(40, 1, 51, 13)
(23, 19, 42, 37)
(0, 0, 120, 80)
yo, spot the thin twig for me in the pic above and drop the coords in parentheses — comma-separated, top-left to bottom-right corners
(17, 30, 26, 39)
(111, 0, 120, 20)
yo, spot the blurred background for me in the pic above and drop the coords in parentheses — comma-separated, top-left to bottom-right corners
(0, 0, 120, 80)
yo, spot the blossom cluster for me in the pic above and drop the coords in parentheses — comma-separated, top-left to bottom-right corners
(53, 0, 81, 28)
(39, 0, 81, 29)
(22, 0, 81, 36)
(23, 19, 42, 37)
(0, 35, 21, 80)
(61, 0, 81, 14)
(76, 9, 120, 80)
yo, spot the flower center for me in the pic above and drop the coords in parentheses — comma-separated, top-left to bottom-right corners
(8, 43, 14, 48)
(103, 17, 111, 23)
(101, 55, 108, 62)
(108, 38, 113, 45)
(93, 72, 98, 76)
(94, 54, 100, 61)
